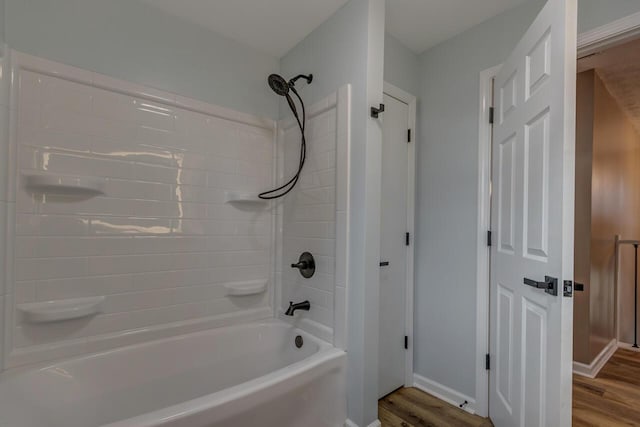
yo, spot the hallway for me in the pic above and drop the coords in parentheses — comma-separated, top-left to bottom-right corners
(573, 349, 640, 426)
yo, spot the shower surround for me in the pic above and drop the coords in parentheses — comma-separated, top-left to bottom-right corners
(0, 50, 349, 378)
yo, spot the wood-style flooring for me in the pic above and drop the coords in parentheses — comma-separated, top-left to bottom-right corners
(378, 387, 493, 427)
(379, 349, 640, 426)
(573, 348, 640, 426)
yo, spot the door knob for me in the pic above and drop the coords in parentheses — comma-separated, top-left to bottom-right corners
(523, 276, 558, 296)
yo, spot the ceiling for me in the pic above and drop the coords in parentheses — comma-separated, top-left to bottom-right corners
(140, 0, 528, 58)
(579, 37, 640, 134)
(386, 0, 528, 53)
(139, 0, 349, 58)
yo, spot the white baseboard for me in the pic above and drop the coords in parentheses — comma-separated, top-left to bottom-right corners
(345, 419, 381, 427)
(617, 341, 640, 352)
(573, 338, 617, 378)
(413, 374, 477, 415)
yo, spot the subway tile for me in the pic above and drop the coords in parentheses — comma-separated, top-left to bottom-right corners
(92, 140, 174, 167)
(41, 75, 93, 114)
(14, 282, 35, 303)
(89, 217, 172, 235)
(16, 257, 88, 281)
(132, 236, 207, 254)
(130, 269, 211, 291)
(16, 236, 133, 258)
(92, 72, 175, 104)
(19, 127, 93, 155)
(102, 179, 173, 201)
(101, 283, 228, 314)
(9, 61, 284, 364)
(34, 275, 133, 301)
(16, 214, 89, 236)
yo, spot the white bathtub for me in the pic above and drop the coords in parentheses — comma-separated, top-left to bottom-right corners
(0, 319, 347, 427)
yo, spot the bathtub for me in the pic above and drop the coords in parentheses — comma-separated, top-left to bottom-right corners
(0, 319, 347, 427)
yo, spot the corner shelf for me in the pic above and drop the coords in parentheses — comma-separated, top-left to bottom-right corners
(24, 174, 105, 196)
(18, 296, 105, 323)
(224, 191, 268, 206)
(224, 280, 268, 296)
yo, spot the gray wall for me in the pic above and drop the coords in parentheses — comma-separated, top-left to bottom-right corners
(4, 0, 279, 118)
(280, 0, 369, 110)
(281, 1, 385, 425)
(414, 0, 640, 404)
(415, 0, 546, 399)
(0, 0, 4, 45)
(384, 33, 419, 96)
(578, 0, 640, 33)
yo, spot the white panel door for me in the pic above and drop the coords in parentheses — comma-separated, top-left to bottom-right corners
(489, 0, 576, 426)
(378, 93, 409, 398)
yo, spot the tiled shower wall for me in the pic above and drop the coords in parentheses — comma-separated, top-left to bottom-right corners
(5, 52, 275, 367)
(277, 88, 349, 347)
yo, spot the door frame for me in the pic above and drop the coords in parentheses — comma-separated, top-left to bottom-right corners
(476, 64, 502, 418)
(383, 81, 417, 387)
(475, 9, 640, 418)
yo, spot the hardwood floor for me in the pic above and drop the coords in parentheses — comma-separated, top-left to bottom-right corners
(379, 350, 640, 426)
(573, 348, 640, 426)
(378, 387, 493, 427)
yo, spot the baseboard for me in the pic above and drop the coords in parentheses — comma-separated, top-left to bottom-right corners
(573, 338, 617, 378)
(345, 419, 381, 427)
(413, 374, 477, 415)
(617, 341, 640, 352)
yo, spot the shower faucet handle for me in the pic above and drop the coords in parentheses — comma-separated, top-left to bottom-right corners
(291, 252, 315, 279)
(291, 260, 308, 269)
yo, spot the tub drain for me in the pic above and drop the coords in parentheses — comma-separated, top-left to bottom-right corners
(295, 335, 304, 348)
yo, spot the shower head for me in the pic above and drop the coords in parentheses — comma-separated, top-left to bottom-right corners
(267, 73, 313, 97)
(268, 74, 290, 96)
(260, 72, 311, 200)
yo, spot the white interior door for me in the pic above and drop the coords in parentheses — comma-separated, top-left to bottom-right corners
(378, 93, 409, 398)
(489, 0, 576, 426)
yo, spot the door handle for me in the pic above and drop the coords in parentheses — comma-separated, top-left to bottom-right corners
(523, 276, 558, 296)
(379, 261, 390, 267)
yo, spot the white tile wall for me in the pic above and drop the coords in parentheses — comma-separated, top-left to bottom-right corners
(4, 52, 276, 367)
(278, 87, 350, 347)
(0, 47, 13, 372)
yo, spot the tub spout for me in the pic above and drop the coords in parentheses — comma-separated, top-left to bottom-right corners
(285, 301, 310, 316)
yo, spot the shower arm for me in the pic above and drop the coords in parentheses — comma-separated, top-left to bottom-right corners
(289, 74, 313, 86)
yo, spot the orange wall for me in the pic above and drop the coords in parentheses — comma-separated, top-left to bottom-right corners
(574, 70, 640, 364)
(574, 71, 594, 364)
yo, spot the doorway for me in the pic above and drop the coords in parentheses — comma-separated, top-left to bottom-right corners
(473, 10, 640, 425)
(378, 83, 416, 399)
(571, 35, 640, 425)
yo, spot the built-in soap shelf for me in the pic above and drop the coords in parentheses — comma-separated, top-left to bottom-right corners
(224, 191, 268, 206)
(18, 296, 105, 323)
(24, 174, 106, 196)
(224, 280, 268, 296)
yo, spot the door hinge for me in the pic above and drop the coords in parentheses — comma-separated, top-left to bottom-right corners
(489, 107, 495, 124)
(407, 129, 412, 143)
(487, 230, 492, 247)
(404, 335, 409, 350)
(406, 232, 410, 246)
(486, 353, 490, 370)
